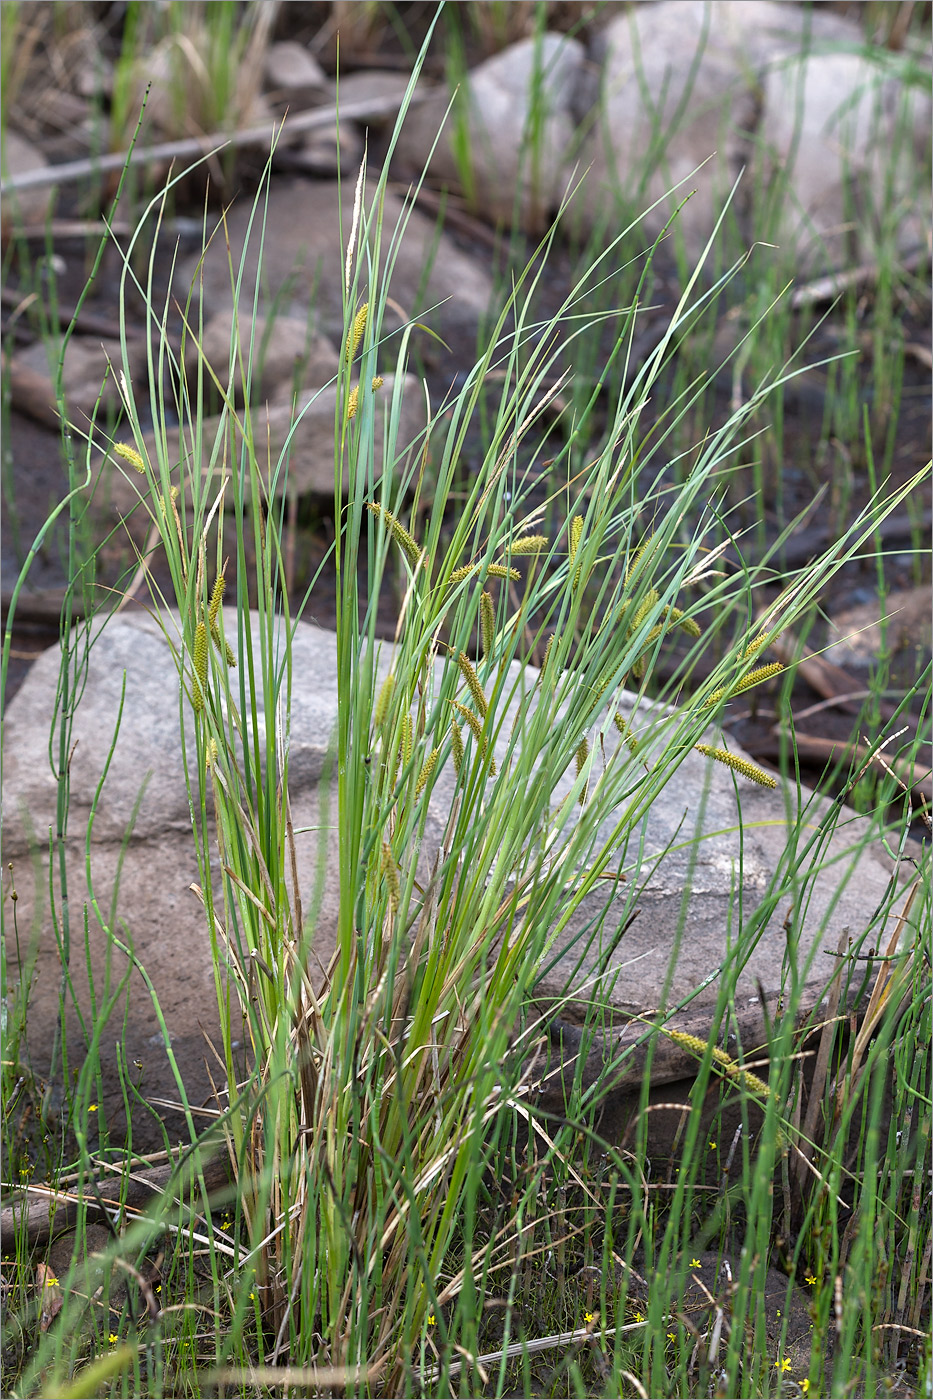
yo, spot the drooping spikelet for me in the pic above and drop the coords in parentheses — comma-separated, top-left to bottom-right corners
(742, 631, 770, 660)
(630, 589, 660, 634)
(486, 563, 521, 582)
(451, 700, 496, 774)
(208, 573, 225, 627)
(612, 712, 639, 752)
(694, 744, 777, 788)
(374, 674, 394, 727)
(704, 662, 785, 709)
(415, 746, 441, 796)
(400, 712, 413, 767)
(371, 375, 384, 391)
(205, 736, 219, 770)
(366, 502, 422, 570)
(667, 605, 702, 638)
(667, 1029, 771, 1098)
(112, 442, 146, 473)
(541, 634, 555, 671)
(191, 620, 208, 712)
(480, 591, 495, 661)
(624, 536, 654, 585)
(346, 302, 369, 363)
(346, 385, 360, 420)
(448, 563, 478, 587)
(456, 652, 488, 718)
(575, 736, 589, 804)
(509, 534, 548, 555)
(568, 516, 584, 565)
(450, 716, 464, 775)
(382, 841, 400, 911)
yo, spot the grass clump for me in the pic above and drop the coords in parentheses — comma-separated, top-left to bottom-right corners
(1, 24, 930, 1399)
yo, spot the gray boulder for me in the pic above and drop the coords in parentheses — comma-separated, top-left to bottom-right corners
(394, 33, 586, 234)
(4, 610, 899, 1149)
(177, 178, 493, 346)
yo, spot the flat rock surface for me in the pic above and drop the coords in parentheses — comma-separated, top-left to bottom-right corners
(5, 611, 899, 1147)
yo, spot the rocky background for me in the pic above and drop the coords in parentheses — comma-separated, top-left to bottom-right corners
(2, 1, 930, 1150)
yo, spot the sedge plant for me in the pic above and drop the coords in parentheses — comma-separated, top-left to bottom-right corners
(4, 26, 930, 1396)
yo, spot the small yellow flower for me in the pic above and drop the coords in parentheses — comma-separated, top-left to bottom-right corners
(249, 1292, 255, 1302)
(709, 1140, 716, 1149)
(690, 1258, 701, 1268)
(775, 1357, 793, 1372)
(799, 1381, 810, 1395)
(583, 1311, 595, 1325)
(88, 1103, 97, 1112)
(109, 1333, 119, 1345)
(667, 1332, 676, 1343)
(805, 1273, 817, 1286)
(427, 1313, 436, 1326)
(45, 1275, 59, 1288)
(633, 1309, 644, 1323)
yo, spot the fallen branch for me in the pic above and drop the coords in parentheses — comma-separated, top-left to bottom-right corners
(0, 89, 430, 196)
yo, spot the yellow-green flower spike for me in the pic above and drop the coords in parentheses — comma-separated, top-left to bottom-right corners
(575, 736, 589, 804)
(630, 589, 660, 634)
(624, 536, 653, 585)
(743, 631, 770, 659)
(541, 635, 554, 671)
(346, 302, 369, 363)
(694, 744, 777, 788)
(450, 717, 464, 775)
(371, 375, 384, 390)
(509, 534, 548, 555)
(704, 662, 785, 708)
(112, 442, 146, 473)
(374, 674, 394, 727)
(451, 700, 496, 774)
(192, 620, 208, 712)
(346, 385, 360, 420)
(612, 713, 639, 752)
(208, 573, 225, 627)
(568, 516, 584, 565)
(666, 1029, 771, 1098)
(415, 746, 441, 796)
(486, 563, 521, 582)
(400, 712, 413, 767)
(480, 591, 495, 661)
(382, 841, 400, 911)
(448, 563, 478, 587)
(668, 605, 702, 638)
(366, 502, 423, 570)
(456, 652, 488, 718)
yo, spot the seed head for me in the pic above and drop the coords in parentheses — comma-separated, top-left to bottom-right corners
(346, 303, 369, 363)
(415, 746, 441, 796)
(456, 652, 488, 718)
(694, 744, 777, 788)
(480, 591, 495, 661)
(509, 534, 548, 555)
(112, 442, 146, 473)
